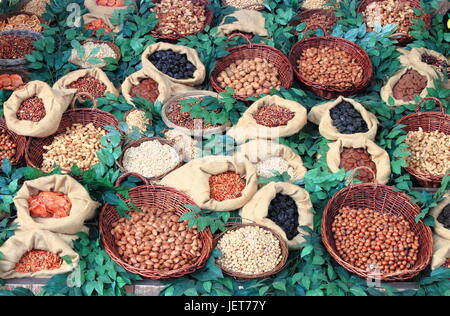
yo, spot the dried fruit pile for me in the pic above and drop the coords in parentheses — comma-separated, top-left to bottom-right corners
(340, 148, 377, 183)
(0, 14, 43, 33)
(96, 0, 125, 6)
(148, 50, 196, 79)
(15, 250, 62, 273)
(84, 19, 112, 33)
(130, 78, 160, 103)
(0, 74, 23, 90)
(28, 192, 72, 218)
(330, 101, 368, 134)
(437, 204, 450, 230)
(392, 70, 428, 101)
(209, 171, 246, 202)
(268, 194, 299, 240)
(253, 105, 295, 127)
(0, 129, 16, 161)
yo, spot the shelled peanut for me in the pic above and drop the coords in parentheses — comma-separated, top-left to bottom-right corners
(217, 58, 281, 97)
(364, 0, 416, 35)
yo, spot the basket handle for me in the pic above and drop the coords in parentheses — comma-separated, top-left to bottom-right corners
(70, 92, 98, 109)
(414, 97, 444, 114)
(348, 166, 378, 186)
(115, 172, 149, 187)
(226, 32, 253, 48)
(301, 24, 330, 38)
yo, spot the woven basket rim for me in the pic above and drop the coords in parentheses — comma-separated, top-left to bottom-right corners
(213, 222, 289, 280)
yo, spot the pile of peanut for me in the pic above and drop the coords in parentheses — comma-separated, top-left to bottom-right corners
(297, 46, 364, 88)
(217, 58, 281, 97)
(151, 0, 207, 36)
(112, 207, 203, 271)
(42, 123, 106, 172)
(364, 0, 415, 35)
(405, 128, 450, 176)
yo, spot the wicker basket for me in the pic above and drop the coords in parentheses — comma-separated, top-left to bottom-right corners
(213, 222, 289, 280)
(290, 9, 338, 35)
(25, 92, 119, 172)
(150, 0, 214, 40)
(161, 90, 232, 137)
(0, 29, 43, 67)
(289, 25, 373, 99)
(116, 137, 184, 182)
(397, 97, 450, 188)
(211, 33, 293, 101)
(0, 119, 26, 166)
(322, 167, 433, 281)
(357, 0, 431, 45)
(100, 177, 213, 279)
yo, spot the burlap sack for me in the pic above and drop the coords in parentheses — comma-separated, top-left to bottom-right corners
(240, 182, 314, 249)
(160, 155, 258, 212)
(308, 96, 378, 141)
(4, 81, 75, 138)
(141, 43, 206, 87)
(84, 0, 135, 16)
(53, 68, 119, 98)
(121, 68, 188, 107)
(14, 175, 100, 235)
(326, 137, 391, 184)
(235, 139, 307, 182)
(228, 95, 308, 144)
(430, 194, 450, 240)
(0, 229, 79, 279)
(380, 66, 436, 107)
(399, 47, 450, 90)
(218, 9, 268, 37)
(82, 12, 120, 33)
(431, 234, 450, 270)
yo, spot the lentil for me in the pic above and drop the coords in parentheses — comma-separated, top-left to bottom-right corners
(122, 140, 181, 179)
(125, 109, 150, 134)
(268, 194, 299, 240)
(216, 226, 282, 275)
(257, 156, 295, 179)
(392, 70, 427, 102)
(0, 129, 16, 161)
(217, 58, 281, 97)
(15, 249, 62, 273)
(332, 206, 419, 274)
(148, 50, 196, 80)
(28, 192, 72, 218)
(0, 74, 23, 90)
(330, 101, 368, 134)
(339, 148, 377, 183)
(151, 0, 207, 37)
(16, 96, 46, 122)
(253, 105, 295, 127)
(209, 171, 246, 202)
(0, 35, 34, 59)
(0, 14, 43, 32)
(297, 46, 364, 88)
(69, 42, 117, 68)
(111, 207, 202, 271)
(364, 0, 415, 35)
(404, 128, 450, 176)
(437, 204, 450, 229)
(42, 123, 106, 172)
(67, 75, 107, 99)
(130, 78, 160, 103)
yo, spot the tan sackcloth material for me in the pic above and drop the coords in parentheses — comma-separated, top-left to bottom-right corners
(236, 139, 307, 182)
(431, 234, 450, 270)
(15, 175, 100, 235)
(53, 67, 119, 98)
(380, 66, 436, 107)
(82, 12, 121, 33)
(228, 95, 308, 144)
(240, 182, 314, 249)
(4, 81, 75, 138)
(326, 137, 391, 184)
(308, 96, 379, 141)
(430, 194, 450, 240)
(141, 43, 206, 86)
(0, 229, 79, 279)
(160, 155, 258, 212)
(218, 9, 268, 37)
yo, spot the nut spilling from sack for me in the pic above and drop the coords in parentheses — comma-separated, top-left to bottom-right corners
(148, 50, 196, 80)
(0, 14, 43, 33)
(364, 0, 416, 35)
(0, 35, 34, 59)
(217, 58, 282, 97)
(0, 74, 24, 90)
(332, 206, 419, 274)
(216, 225, 283, 275)
(130, 78, 160, 103)
(209, 171, 246, 202)
(28, 192, 72, 218)
(257, 157, 295, 179)
(297, 46, 364, 89)
(67, 75, 107, 99)
(0, 129, 16, 161)
(340, 148, 377, 183)
(437, 204, 450, 230)
(84, 18, 112, 33)
(404, 128, 450, 176)
(150, 0, 207, 37)
(253, 105, 295, 127)
(122, 140, 181, 179)
(96, 0, 125, 6)
(111, 207, 202, 271)
(17, 96, 46, 122)
(42, 123, 106, 172)
(268, 193, 299, 240)
(15, 249, 62, 273)
(330, 101, 368, 134)
(392, 69, 427, 102)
